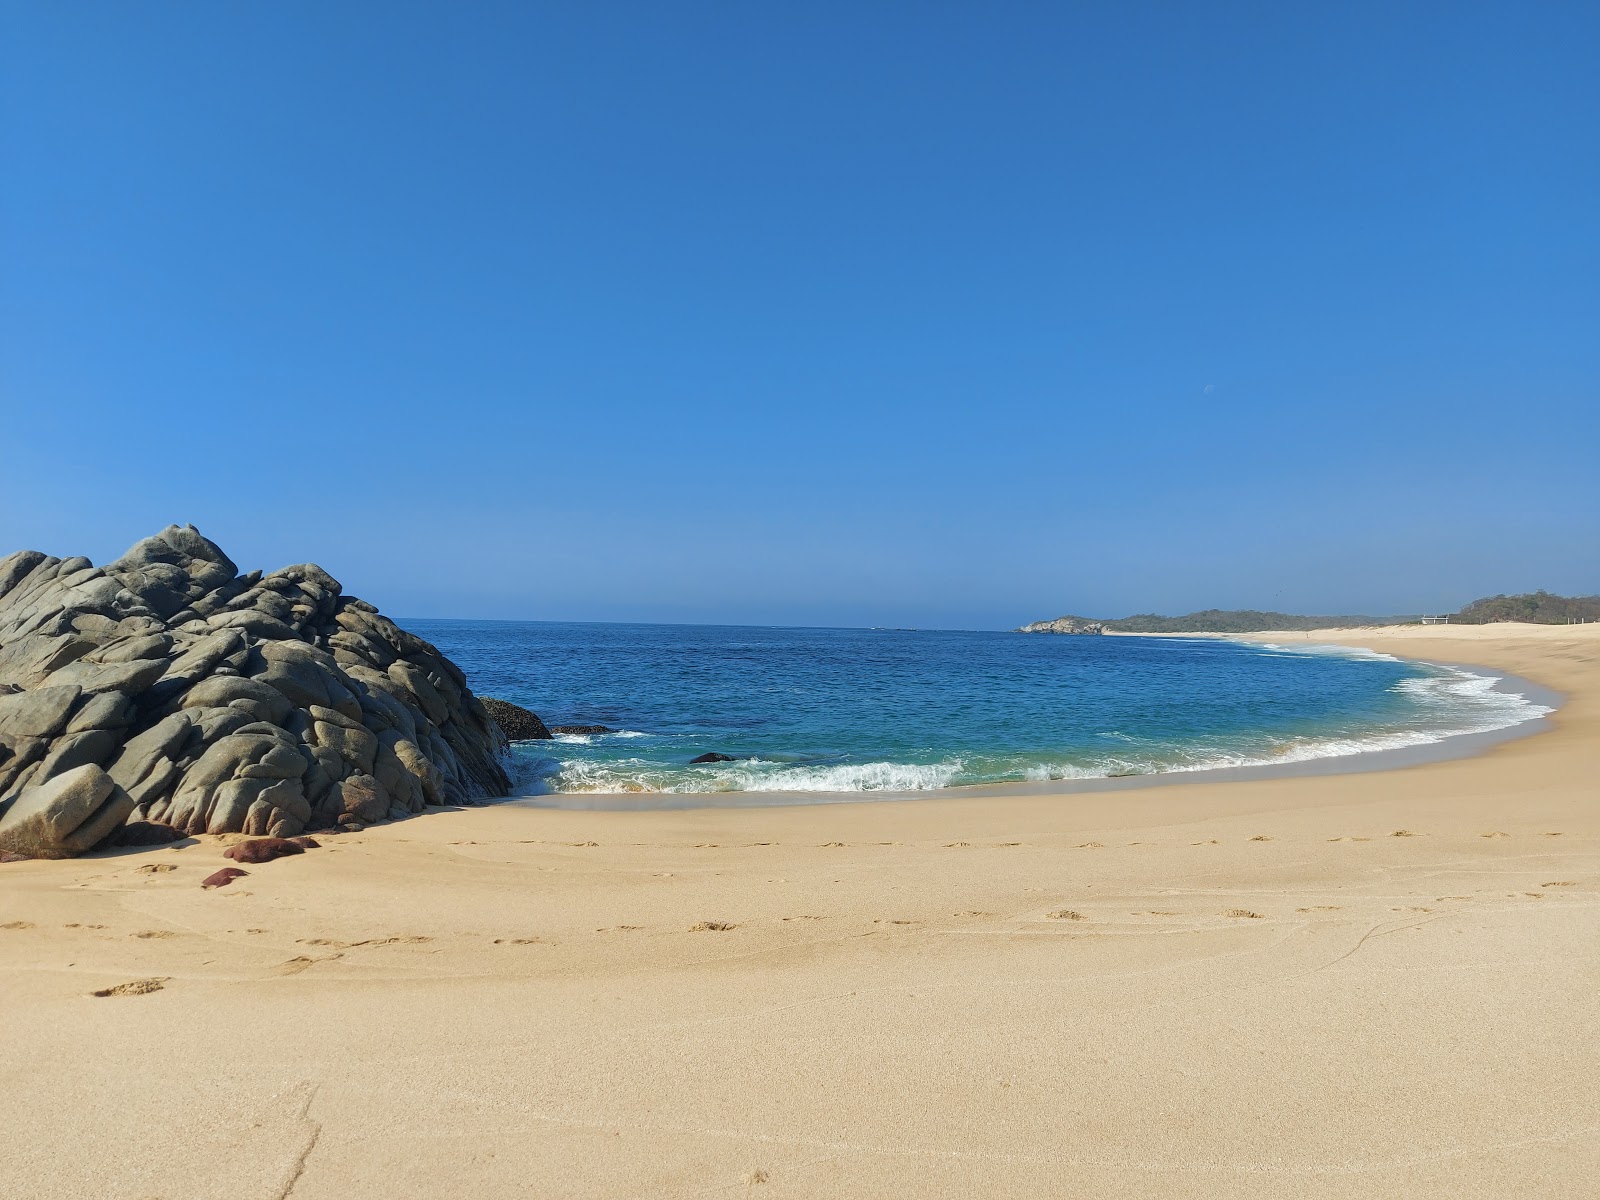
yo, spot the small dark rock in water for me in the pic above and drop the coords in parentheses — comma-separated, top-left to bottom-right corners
(689, 753, 738, 764)
(223, 837, 306, 864)
(201, 867, 248, 888)
(109, 821, 186, 847)
(481, 697, 553, 741)
(551, 725, 612, 736)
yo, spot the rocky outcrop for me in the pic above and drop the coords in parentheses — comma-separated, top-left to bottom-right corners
(1016, 616, 1107, 635)
(0, 525, 511, 856)
(480, 697, 552, 741)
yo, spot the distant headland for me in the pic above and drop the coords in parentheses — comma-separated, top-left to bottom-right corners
(1018, 591, 1600, 635)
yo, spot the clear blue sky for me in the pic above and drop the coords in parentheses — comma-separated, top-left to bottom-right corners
(3, 2, 1596, 629)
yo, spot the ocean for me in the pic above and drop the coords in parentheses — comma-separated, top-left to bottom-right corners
(402, 621, 1552, 801)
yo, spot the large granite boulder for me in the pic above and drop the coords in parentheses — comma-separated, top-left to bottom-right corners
(0, 764, 136, 858)
(0, 526, 513, 855)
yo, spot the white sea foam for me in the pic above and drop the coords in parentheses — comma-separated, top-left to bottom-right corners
(547, 757, 966, 794)
(1246, 640, 1405, 663)
(552, 729, 651, 745)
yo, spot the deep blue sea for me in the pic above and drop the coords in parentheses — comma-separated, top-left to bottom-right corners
(403, 622, 1550, 799)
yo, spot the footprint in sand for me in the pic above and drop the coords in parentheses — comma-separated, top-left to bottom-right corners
(781, 915, 827, 921)
(278, 955, 340, 974)
(1390, 830, 1420, 838)
(1046, 910, 1085, 921)
(1225, 909, 1265, 919)
(568, 841, 599, 848)
(1481, 832, 1510, 839)
(131, 930, 177, 939)
(1076, 842, 1104, 849)
(2, 921, 36, 930)
(492, 937, 543, 944)
(1144, 910, 1182, 916)
(944, 842, 971, 848)
(1542, 881, 1576, 887)
(596, 925, 644, 932)
(135, 863, 177, 874)
(822, 842, 845, 848)
(1544, 833, 1564, 838)
(688, 921, 737, 932)
(1249, 836, 1273, 842)
(1296, 905, 1343, 912)
(92, 977, 168, 997)
(1192, 839, 1219, 846)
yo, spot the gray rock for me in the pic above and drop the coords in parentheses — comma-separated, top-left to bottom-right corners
(32, 728, 120, 780)
(0, 764, 136, 858)
(334, 772, 388, 822)
(64, 691, 138, 734)
(0, 527, 512, 851)
(0, 684, 83, 739)
(45, 655, 168, 696)
(180, 675, 294, 726)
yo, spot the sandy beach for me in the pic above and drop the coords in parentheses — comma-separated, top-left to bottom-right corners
(2, 622, 1596, 1199)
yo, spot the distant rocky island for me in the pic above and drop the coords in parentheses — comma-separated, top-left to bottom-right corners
(1018, 592, 1600, 634)
(1017, 617, 1110, 635)
(0, 525, 516, 859)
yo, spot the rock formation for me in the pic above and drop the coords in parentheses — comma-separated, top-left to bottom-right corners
(1015, 616, 1107, 635)
(479, 697, 552, 741)
(0, 525, 511, 858)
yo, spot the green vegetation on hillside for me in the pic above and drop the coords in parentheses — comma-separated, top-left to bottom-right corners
(1455, 591, 1600, 624)
(1102, 610, 1405, 633)
(1019, 591, 1600, 633)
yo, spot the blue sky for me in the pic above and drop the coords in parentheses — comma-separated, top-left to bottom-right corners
(3, 2, 1596, 629)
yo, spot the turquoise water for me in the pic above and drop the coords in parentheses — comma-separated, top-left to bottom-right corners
(403, 621, 1550, 798)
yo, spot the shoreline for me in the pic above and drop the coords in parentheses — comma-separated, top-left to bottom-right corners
(508, 639, 1565, 812)
(4, 621, 1597, 1198)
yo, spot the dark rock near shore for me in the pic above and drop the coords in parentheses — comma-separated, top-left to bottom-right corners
(480, 697, 552, 741)
(551, 724, 611, 736)
(689, 752, 738, 764)
(0, 525, 513, 855)
(223, 836, 307, 864)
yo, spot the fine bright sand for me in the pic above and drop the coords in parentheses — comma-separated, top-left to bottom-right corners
(1, 623, 1597, 1198)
